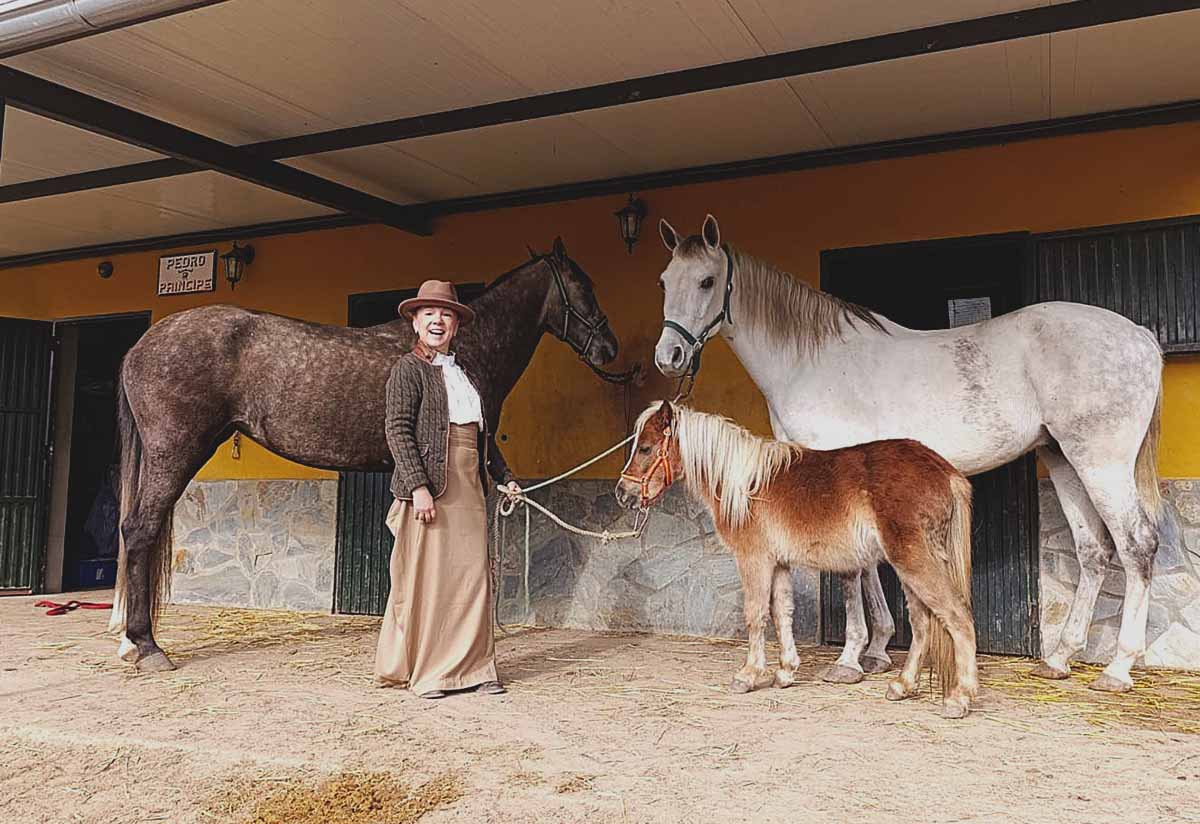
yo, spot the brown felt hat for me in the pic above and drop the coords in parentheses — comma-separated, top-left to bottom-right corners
(397, 280, 475, 324)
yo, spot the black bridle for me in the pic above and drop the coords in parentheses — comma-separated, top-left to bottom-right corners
(661, 243, 735, 385)
(543, 254, 640, 385)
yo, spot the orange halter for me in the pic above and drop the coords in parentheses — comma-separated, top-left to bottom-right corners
(620, 427, 674, 509)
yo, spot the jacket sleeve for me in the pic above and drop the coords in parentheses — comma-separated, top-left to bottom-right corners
(485, 427, 516, 486)
(385, 359, 431, 496)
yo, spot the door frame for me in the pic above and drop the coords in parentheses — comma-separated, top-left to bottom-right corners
(43, 310, 151, 593)
(817, 231, 1041, 655)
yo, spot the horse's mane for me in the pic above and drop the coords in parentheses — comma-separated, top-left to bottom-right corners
(635, 402, 799, 529)
(726, 245, 885, 355)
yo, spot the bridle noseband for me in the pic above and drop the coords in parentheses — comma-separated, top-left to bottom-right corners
(661, 243, 735, 382)
(542, 254, 640, 385)
(620, 426, 674, 509)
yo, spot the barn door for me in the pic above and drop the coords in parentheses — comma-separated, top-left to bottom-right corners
(334, 284, 484, 615)
(818, 235, 1040, 656)
(0, 318, 55, 594)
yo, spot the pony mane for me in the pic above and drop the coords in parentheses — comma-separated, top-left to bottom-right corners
(635, 402, 799, 529)
(727, 245, 885, 356)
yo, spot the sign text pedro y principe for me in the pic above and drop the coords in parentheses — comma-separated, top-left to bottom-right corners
(158, 250, 217, 296)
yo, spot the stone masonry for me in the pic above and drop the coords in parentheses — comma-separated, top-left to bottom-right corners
(1039, 479, 1200, 669)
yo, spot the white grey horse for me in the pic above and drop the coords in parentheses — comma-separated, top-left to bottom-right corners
(653, 215, 1163, 692)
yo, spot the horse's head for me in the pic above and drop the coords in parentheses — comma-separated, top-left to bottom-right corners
(535, 237, 620, 368)
(653, 214, 732, 378)
(616, 400, 681, 510)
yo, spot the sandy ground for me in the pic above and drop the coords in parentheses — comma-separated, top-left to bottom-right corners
(2, 591, 1199, 824)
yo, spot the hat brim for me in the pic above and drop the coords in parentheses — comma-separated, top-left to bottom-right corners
(397, 297, 476, 324)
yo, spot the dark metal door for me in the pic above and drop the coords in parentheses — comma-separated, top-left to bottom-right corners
(334, 284, 484, 615)
(818, 235, 1040, 656)
(0, 318, 54, 593)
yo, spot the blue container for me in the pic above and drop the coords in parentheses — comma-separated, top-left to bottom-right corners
(76, 558, 118, 587)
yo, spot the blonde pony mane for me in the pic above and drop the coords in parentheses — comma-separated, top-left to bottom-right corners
(634, 401, 798, 528)
(727, 246, 885, 356)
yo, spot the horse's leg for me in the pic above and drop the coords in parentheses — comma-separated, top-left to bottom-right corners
(886, 583, 928, 702)
(892, 556, 978, 719)
(770, 566, 801, 688)
(1067, 463, 1159, 693)
(120, 448, 198, 672)
(860, 565, 895, 674)
(731, 551, 773, 694)
(822, 572, 867, 684)
(1033, 446, 1116, 680)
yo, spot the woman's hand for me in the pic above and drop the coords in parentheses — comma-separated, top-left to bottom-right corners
(412, 486, 436, 524)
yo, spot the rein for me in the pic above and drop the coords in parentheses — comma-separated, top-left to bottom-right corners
(545, 256, 641, 385)
(661, 243, 735, 389)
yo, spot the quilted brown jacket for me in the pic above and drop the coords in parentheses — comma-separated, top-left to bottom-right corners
(385, 348, 515, 500)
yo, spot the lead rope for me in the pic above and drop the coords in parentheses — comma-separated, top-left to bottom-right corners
(490, 431, 651, 632)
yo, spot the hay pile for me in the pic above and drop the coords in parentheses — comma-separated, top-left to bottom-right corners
(978, 657, 1200, 735)
(212, 771, 462, 824)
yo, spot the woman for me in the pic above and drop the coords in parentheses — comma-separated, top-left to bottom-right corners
(376, 279, 521, 699)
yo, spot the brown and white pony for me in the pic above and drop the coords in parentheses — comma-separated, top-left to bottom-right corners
(616, 401, 979, 718)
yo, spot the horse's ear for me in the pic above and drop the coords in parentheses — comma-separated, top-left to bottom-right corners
(659, 400, 674, 425)
(702, 214, 720, 249)
(526, 244, 539, 260)
(659, 218, 679, 252)
(552, 236, 567, 261)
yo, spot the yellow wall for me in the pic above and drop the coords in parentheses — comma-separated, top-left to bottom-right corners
(4, 120, 1200, 480)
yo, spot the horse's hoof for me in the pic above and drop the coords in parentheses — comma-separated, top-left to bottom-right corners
(116, 635, 138, 663)
(821, 664, 864, 685)
(729, 678, 754, 694)
(860, 654, 893, 674)
(886, 680, 916, 701)
(1089, 673, 1133, 693)
(941, 698, 970, 719)
(135, 651, 177, 673)
(1029, 661, 1070, 681)
(773, 669, 796, 689)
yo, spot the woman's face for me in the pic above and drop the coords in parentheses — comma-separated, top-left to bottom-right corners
(412, 306, 460, 352)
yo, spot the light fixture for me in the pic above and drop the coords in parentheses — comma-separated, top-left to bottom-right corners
(220, 241, 255, 290)
(614, 194, 647, 255)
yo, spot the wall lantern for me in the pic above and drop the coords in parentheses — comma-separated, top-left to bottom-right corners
(614, 194, 647, 255)
(220, 241, 255, 290)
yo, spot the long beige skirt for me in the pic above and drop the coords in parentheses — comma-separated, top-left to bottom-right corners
(375, 423, 498, 694)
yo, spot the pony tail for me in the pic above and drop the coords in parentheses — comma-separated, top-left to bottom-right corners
(929, 475, 973, 697)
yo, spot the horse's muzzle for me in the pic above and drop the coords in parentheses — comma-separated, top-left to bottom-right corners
(614, 479, 638, 509)
(654, 330, 689, 377)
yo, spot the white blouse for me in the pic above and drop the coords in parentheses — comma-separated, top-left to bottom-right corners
(432, 351, 483, 426)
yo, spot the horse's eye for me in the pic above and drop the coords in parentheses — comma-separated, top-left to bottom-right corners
(657, 279, 665, 291)
(638, 445, 651, 455)
(700, 277, 714, 290)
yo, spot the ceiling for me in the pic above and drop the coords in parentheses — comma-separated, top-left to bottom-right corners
(2, 0, 1200, 259)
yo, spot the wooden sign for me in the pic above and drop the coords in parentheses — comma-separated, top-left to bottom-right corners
(158, 250, 216, 296)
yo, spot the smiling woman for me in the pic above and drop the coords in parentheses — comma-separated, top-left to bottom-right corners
(376, 279, 520, 700)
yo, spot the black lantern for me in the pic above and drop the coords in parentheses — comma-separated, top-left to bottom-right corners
(614, 194, 647, 254)
(220, 241, 255, 290)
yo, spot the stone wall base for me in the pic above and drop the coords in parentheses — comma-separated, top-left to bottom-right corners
(1039, 479, 1200, 669)
(170, 480, 337, 612)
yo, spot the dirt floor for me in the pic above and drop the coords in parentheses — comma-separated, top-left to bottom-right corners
(3, 591, 1200, 824)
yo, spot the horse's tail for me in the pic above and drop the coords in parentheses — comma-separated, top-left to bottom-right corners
(107, 369, 174, 639)
(1136, 378, 1164, 524)
(929, 474, 974, 697)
